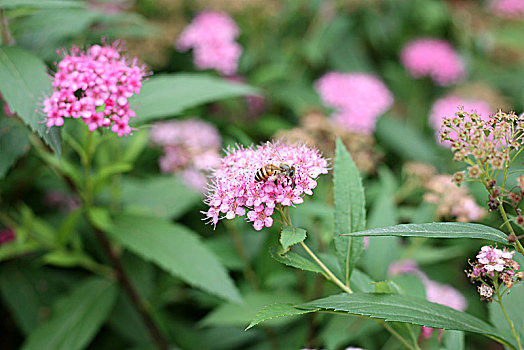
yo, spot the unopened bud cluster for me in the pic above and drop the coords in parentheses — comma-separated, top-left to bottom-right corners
(465, 246, 523, 301)
(439, 110, 524, 215)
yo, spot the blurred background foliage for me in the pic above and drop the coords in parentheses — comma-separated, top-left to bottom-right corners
(1, 0, 524, 349)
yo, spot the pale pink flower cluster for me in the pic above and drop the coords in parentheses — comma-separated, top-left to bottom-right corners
(400, 39, 465, 86)
(43, 43, 146, 137)
(429, 96, 493, 148)
(315, 72, 393, 134)
(490, 0, 524, 18)
(388, 259, 467, 340)
(423, 174, 486, 222)
(204, 141, 328, 231)
(466, 246, 522, 299)
(150, 118, 222, 192)
(176, 11, 242, 76)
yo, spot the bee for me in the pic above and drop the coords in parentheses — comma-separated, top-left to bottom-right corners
(254, 163, 296, 183)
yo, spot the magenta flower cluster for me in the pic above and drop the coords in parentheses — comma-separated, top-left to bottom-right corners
(490, 0, 524, 18)
(43, 42, 146, 137)
(204, 141, 328, 231)
(150, 118, 222, 191)
(400, 39, 465, 86)
(176, 11, 242, 76)
(315, 72, 393, 134)
(429, 95, 493, 148)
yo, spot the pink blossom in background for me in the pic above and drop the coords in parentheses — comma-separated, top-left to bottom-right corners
(43, 42, 147, 136)
(387, 259, 467, 341)
(150, 118, 221, 192)
(490, 0, 524, 19)
(44, 191, 81, 212)
(176, 11, 242, 76)
(400, 39, 465, 86)
(0, 228, 15, 245)
(204, 141, 328, 231)
(314, 72, 393, 134)
(429, 96, 493, 147)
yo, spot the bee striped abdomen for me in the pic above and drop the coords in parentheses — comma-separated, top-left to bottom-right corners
(255, 164, 279, 182)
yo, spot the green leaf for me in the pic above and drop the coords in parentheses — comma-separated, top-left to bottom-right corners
(279, 226, 307, 253)
(269, 245, 324, 275)
(21, 277, 118, 350)
(489, 283, 524, 345)
(375, 114, 438, 163)
(333, 139, 365, 284)
(202, 291, 301, 327)
(0, 46, 61, 155)
(0, 116, 29, 178)
(120, 176, 201, 219)
(442, 330, 465, 350)
(131, 74, 259, 123)
(107, 214, 242, 303)
(341, 222, 508, 244)
(0, 0, 84, 8)
(300, 293, 515, 348)
(245, 303, 319, 330)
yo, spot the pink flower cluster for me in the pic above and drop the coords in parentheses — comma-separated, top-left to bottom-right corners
(204, 141, 328, 231)
(388, 259, 467, 340)
(150, 118, 222, 192)
(43, 42, 146, 137)
(0, 228, 15, 245)
(400, 39, 465, 86)
(176, 11, 242, 76)
(315, 72, 393, 134)
(429, 95, 493, 147)
(490, 0, 524, 19)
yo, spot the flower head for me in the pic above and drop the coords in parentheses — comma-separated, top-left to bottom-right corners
(203, 141, 328, 230)
(315, 72, 393, 134)
(150, 118, 221, 192)
(490, 0, 524, 19)
(430, 96, 493, 148)
(176, 11, 242, 75)
(466, 245, 522, 294)
(400, 39, 465, 86)
(43, 42, 146, 136)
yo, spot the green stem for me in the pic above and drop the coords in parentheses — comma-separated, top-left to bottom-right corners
(499, 204, 524, 256)
(275, 205, 352, 293)
(377, 320, 419, 350)
(0, 9, 14, 46)
(496, 286, 523, 350)
(224, 220, 260, 289)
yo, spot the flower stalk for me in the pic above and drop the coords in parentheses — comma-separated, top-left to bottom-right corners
(495, 282, 523, 350)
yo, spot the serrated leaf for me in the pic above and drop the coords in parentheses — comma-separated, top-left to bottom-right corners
(120, 176, 201, 219)
(202, 291, 301, 327)
(0, 46, 61, 155)
(0, 116, 29, 178)
(245, 303, 319, 330)
(269, 245, 324, 275)
(300, 293, 516, 348)
(131, 74, 259, 123)
(279, 226, 307, 253)
(341, 222, 508, 244)
(333, 139, 365, 285)
(21, 277, 118, 350)
(107, 214, 242, 303)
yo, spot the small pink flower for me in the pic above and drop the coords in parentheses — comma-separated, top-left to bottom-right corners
(0, 228, 15, 245)
(150, 118, 222, 192)
(490, 0, 524, 19)
(176, 11, 242, 76)
(400, 39, 465, 86)
(429, 96, 493, 147)
(315, 72, 393, 134)
(43, 42, 147, 137)
(204, 141, 328, 230)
